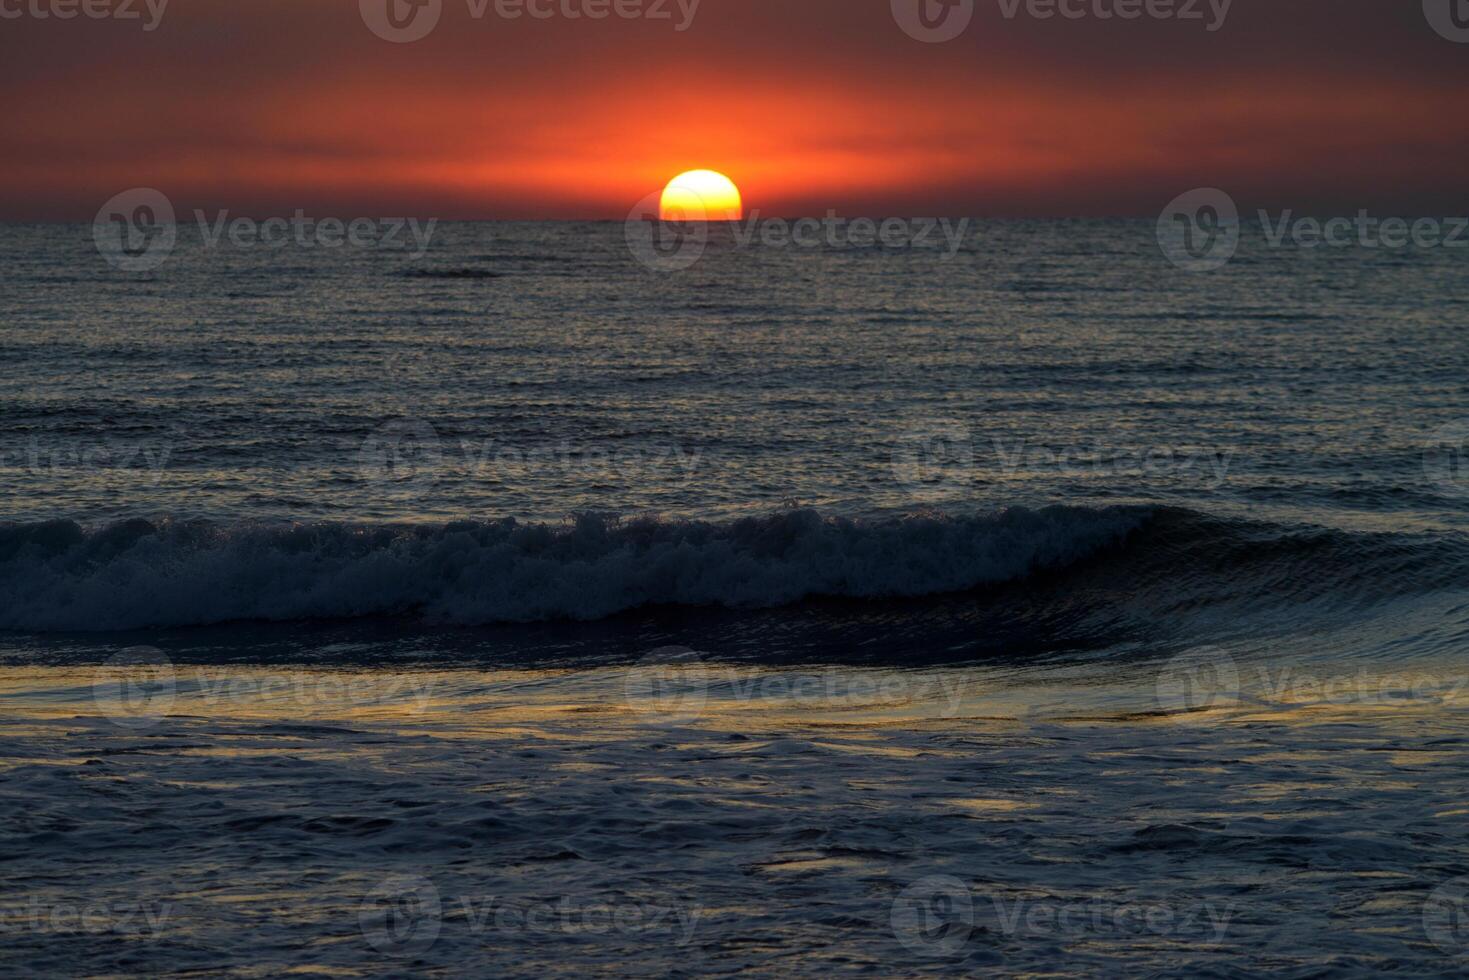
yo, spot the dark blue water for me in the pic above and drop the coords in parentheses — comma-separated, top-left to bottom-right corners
(1, 221, 1467, 976)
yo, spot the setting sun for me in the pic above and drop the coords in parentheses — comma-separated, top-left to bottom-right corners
(659, 170, 743, 221)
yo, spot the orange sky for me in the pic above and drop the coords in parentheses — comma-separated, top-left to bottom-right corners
(1, 0, 1465, 219)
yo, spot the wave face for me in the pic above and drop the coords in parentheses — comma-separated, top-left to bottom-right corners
(0, 506, 1150, 632)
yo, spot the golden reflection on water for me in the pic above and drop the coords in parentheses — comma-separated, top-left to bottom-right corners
(939, 797, 1040, 814)
(0, 657, 1466, 976)
(0, 663, 1054, 735)
(2, 658, 1465, 740)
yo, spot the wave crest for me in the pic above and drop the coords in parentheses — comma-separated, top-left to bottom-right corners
(0, 506, 1149, 632)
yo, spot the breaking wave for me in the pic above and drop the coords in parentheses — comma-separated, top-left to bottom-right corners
(0, 506, 1150, 632)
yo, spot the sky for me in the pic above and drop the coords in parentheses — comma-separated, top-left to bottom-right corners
(1, 0, 1466, 220)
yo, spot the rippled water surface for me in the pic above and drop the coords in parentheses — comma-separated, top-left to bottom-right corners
(1, 221, 1467, 976)
(3, 220, 1466, 527)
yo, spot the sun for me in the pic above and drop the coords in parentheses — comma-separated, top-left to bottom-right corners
(659, 170, 743, 221)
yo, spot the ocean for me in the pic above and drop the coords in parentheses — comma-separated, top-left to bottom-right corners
(1, 218, 1467, 975)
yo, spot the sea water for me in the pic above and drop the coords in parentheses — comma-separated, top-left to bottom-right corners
(0, 220, 1466, 975)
